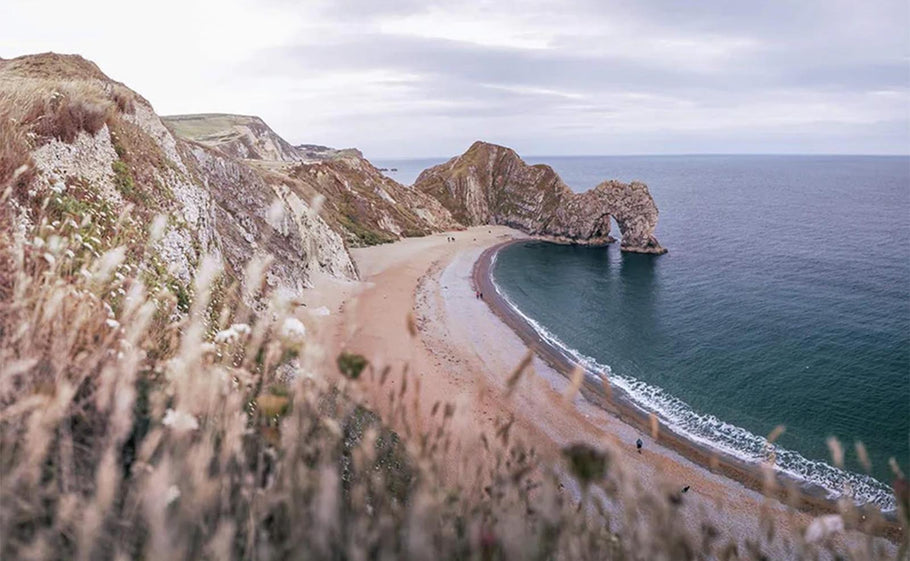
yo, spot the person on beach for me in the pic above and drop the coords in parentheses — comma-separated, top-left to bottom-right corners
(636, 438, 643, 453)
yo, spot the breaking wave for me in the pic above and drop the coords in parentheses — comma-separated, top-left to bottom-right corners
(488, 258, 896, 512)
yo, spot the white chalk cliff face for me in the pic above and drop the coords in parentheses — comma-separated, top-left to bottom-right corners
(161, 113, 460, 248)
(414, 141, 666, 254)
(0, 53, 357, 307)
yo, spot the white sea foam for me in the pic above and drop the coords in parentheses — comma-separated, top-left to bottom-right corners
(489, 266, 897, 512)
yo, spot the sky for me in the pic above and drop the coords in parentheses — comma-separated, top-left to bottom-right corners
(1, 0, 908, 158)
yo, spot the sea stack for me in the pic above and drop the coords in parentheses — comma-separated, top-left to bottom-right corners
(414, 141, 667, 253)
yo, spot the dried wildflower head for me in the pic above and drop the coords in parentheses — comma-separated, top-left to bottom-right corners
(337, 351, 368, 380)
(563, 364, 585, 403)
(827, 437, 844, 468)
(562, 443, 608, 487)
(854, 441, 872, 473)
(257, 393, 291, 418)
(505, 350, 533, 397)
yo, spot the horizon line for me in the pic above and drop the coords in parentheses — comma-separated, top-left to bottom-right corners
(368, 152, 910, 160)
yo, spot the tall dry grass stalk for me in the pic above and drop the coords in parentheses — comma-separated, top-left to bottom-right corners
(0, 171, 904, 560)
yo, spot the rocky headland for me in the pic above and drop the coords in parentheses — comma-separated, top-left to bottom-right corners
(414, 141, 666, 253)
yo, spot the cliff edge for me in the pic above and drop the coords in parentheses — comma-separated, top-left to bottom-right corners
(0, 53, 357, 306)
(414, 141, 666, 254)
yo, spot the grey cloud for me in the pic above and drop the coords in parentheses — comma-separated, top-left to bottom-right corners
(249, 0, 908, 156)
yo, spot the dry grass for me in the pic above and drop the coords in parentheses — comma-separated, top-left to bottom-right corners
(0, 54, 138, 147)
(0, 180, 905, 560)
(0, 120, 35, 192)
(0, 80, 113, 145)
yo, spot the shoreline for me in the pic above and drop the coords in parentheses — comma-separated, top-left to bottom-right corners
(472, 238, 902, 542)
(311, 227, 901, 553)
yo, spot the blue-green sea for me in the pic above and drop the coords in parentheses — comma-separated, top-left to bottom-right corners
(379, 155, 910, 510)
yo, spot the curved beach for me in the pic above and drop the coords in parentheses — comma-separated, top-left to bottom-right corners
(475, 240, 904, 522)
(305, 227, 901, 554)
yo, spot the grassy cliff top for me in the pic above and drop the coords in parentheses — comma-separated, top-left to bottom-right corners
(161, 113, 266, 141)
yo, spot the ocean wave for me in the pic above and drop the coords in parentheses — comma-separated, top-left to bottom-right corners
(489, 267, 897, 512)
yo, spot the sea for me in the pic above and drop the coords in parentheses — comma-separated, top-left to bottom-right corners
(375, 154, 910, 510)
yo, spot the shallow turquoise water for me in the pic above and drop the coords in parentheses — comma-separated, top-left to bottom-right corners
(485, 155, 909, 509)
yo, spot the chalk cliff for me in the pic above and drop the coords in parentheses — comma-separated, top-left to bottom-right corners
(162, 114, 459, 248)
(414, 141, 666, 253)
(0, 53, 357, 307)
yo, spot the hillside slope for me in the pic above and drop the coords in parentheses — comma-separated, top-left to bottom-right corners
(162, 113, 304, 163)
(163, 114, 461, 247)
(0, 53, 357, 304)
(285, 155, 462, 246)
(414, 141, 666, 253)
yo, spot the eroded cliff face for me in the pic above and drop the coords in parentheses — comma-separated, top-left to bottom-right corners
(0, 53, 357, 307)
(162, 113, 304, 163)
(287, 154, 461, 247)
(162, 114, 460, 248)
(414, 141, 666, 253)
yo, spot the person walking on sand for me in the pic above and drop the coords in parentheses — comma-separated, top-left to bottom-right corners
(636, 438, 643, 454)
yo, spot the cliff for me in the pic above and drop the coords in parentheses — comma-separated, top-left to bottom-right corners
(414, 141, 666, 253)
(164, 116, 460, 248)
(285, 154, 461, 247)
(162, 113, 304, 163)
(296, 144, 365, 162)
(0, 53, 357, 305)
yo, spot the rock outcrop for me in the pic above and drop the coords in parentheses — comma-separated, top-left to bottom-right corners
(0, 53, 357, 305)
(164, 115, 460, 248)
(285, 154, 460, 247)
(296, 144, 365, 162)
(414, 141, 666, 253)
(162, 113, 304, 163)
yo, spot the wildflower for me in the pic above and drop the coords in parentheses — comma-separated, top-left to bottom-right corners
(562, 443, 608, 487)
(337, 352, 368, 380)
(214, 323, 251, 344)
(804, 514, 844, 543)
(162, 409, 199, 432)
(165, 485, 181, 505)
(280, 317, 306, 344)
(257, 394, 290, 417)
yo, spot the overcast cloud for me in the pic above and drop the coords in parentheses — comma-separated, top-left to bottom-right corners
(1, 0, 907, 157)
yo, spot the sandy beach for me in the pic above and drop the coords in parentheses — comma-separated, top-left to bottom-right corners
(300, 227, 900, 557)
